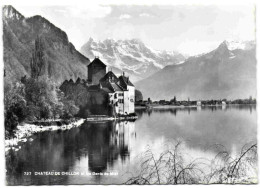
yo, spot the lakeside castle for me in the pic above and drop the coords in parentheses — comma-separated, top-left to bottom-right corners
(87, 57, 135, 115)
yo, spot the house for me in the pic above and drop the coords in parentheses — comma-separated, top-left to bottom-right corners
(88, 57, 135, 115)
(197, 100, 202, 106)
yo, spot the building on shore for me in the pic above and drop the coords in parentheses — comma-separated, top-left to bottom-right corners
(87, 57, 135, 115)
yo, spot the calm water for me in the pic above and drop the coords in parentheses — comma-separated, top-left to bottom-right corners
(6, 105, 257, 185)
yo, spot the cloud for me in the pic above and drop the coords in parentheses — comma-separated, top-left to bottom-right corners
(139, 13, 151, 17)
(54, 9, 66, 13)
(68, 5, 112, 19)
(14, 4, 255, 54)
(119, 14, 131, 20)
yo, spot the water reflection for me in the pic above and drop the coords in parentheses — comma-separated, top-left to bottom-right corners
(6, 120, 136, 185)
(135, 105, 256, 154)
(6, 105, 256, 185)
(86, 120, 136, 173)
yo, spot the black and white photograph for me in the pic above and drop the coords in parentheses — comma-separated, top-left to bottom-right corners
(1, 0, 258, 186)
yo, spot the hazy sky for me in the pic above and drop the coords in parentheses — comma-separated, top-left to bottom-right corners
(14, 4, 255, 55)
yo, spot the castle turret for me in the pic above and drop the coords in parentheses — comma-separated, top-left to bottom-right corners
(88, 57, 107, 85)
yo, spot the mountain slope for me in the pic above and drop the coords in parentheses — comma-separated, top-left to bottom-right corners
(80, 38, 185, 82)
(3, 5, 90, 84)
(135, 41, 256, 100)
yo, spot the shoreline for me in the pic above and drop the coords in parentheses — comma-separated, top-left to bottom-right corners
(5, 118, 85, 152)
(86, 115, 138, 121)
(135, 104, 256, 109)
(5, 115, 138, 152)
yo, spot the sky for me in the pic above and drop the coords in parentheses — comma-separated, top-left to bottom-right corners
(13, 4, 255, 56)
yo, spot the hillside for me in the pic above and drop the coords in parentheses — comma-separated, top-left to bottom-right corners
(135, 41, 256, 100)
(3, 5, 90, 84)
(80, 38, 185, 82)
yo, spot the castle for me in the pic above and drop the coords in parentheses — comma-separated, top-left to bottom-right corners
(87, 57, 135, 115)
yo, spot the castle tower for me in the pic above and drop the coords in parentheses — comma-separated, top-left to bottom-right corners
(88, 57, 107, 85)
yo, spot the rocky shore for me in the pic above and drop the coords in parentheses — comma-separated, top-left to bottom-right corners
(5, 118, 85, 152)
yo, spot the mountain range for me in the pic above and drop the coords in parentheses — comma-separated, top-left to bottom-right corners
(135, 40, 256, 100)
(3, 5, 256, 100)
(80, 38, 186, 82)
(3, 5, 90, 84)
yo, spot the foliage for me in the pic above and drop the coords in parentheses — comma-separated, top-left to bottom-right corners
(23, 78, 53, 119)
(206, 142, 257, 184)
(4, 36, 83, 138)
(125, 141, 257, 185)
(170, 96, 177, 104)
(5, 77, 81, 137)
(4, 81, 27, 138)
(61, 98, 79, 119)
(4, 77, 81, 138)
(135, 89, 143, 102)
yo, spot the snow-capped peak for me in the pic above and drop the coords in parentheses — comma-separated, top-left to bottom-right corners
(80, 38, 186, 82)
(225, 40, 255, 51)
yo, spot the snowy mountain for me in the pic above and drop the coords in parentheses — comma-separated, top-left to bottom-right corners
(136, 40, 256, 100)
(80, 38, 185, 82)
(225, 40, 255, 51)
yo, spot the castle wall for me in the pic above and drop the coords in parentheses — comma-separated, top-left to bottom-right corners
(109, 91, 124, 115)
(123, 90, 129, 114)
(122, 86, 135, 114)
(128, 86, 135, 114)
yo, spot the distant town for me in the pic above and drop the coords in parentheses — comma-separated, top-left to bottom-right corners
(135, 96, 256, 107)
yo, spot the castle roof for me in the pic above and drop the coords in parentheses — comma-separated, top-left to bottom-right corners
(110, 83, 124, 92)
(99, 71, 119, 83)
(88, 57, 106, 67)
(101, 87, 113, 93)
(100, 81, 124, 93)
(118, 75, 134, 89)
(76, 77, 81, 83)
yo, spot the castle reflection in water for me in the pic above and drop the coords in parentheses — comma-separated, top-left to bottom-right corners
(86, 120, 136, 173)
(6, 120, 137, 185)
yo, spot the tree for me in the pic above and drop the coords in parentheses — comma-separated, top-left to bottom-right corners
(52, 89, 65, 119)
(4, 81, 27, 138)
(62, 99, 79, 119)
(30, 36, 46, 80)
(135, 89, 143, 102)
(170, 96, 177, 104)
(23, 77, 60, 120)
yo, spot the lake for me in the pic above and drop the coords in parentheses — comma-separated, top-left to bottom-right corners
(6, 105, 257, 185)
